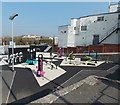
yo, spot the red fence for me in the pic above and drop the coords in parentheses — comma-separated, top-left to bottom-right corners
(103, 44, 120, 53)
(88, 45, 103, 53)
(53, 44, 120, 53)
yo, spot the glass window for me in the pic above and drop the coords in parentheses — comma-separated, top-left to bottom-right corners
(74, 27, 76, 30)
(64, 31, 66, 33)
(97, 16, 104, 21)
(117, 7, 120, 12)
(81, 26, 87, 31)
(118, 14, 120, 19)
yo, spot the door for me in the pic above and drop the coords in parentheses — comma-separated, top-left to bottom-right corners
(93, 35, 99, 45)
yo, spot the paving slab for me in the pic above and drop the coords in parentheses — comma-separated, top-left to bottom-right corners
(53, 78, 119, 104)
(98, 94, 119, 103)
(31, 63, 66, 87)
(103, 86, 119, 100)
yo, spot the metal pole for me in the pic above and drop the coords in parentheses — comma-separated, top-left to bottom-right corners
(12, 20, 14, 71)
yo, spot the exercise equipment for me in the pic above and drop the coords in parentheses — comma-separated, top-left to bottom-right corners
(8, 52, 24, 64)
(37, 54, 45, 77)
(8, 54, 13, 64)
(68, 51, 75, 60)
(18, 52, 23, 63)
(57, 48, 63, 57)
(25, 48, 36, 65)
(68, 51, 75, 64)
(83, 51, 97, 65)
(43, 55, 58, 69)
(15, 53, 19, 63)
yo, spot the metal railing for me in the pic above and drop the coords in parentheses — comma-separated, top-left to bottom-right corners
(99, 22, 120, 44)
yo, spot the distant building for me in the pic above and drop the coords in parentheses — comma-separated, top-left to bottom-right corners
(0, 38, 2, 45)
(22, 35, 50, 39)
(54, 37, 58, 45)
(58, 2, 120, 47)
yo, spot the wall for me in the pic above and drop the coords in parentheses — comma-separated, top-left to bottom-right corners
(0, 46, 4, 54)
(76, 46, 88, 53)
(102, 28, 120, 44)
(67, 19, 77, 47)
(58, 12, 119, 47)
(58, 25, 69, 47)
(103, 44, 120, 52)
(56, 44, 120, 53)
(88, 45, 103, 53)
(75, 13, 119, 46)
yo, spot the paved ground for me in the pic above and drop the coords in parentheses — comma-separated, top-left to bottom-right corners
(1, 54, 119, 104)
(31, 75, 120, 104)
(53, 79, 120, 104)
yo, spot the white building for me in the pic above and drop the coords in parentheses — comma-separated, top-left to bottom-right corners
(58, 3, 120, 47)
(22, 35, 50, 39)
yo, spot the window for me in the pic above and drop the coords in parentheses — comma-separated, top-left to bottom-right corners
(81, 26, 87, 31)
(118, 14, 120, 19)
(74, 27, 76, 30)
(61, 31, 67, 33)
(117, 7, 120, 12)
(97, 16, 104, 21)
(64, 31, 66, 33)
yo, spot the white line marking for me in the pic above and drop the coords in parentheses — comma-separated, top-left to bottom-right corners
(107, 65, 119, 71)
(53, 69, 83, 92)
(6, 71, 16, 103)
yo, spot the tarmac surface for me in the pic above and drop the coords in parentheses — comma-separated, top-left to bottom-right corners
(53, 78, 120, 104)
(1, 56, 119, 104)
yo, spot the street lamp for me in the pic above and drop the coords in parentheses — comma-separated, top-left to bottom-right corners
(9, 13, 18, 71)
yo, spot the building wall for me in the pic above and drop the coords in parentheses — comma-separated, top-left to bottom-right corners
(0, 39, 2, 45)
(67, 19, 77, 47)
(58, 3, 120, 48)
(75, 13, 119, 46)
(58, 26, 69, 47)
(102, 29, 120, 44)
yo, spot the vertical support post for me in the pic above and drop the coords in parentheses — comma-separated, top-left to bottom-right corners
(95, 52, 97, 63)
(12, 21, 14, 71)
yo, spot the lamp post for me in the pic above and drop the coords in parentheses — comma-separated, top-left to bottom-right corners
(9, 13, 18, 71)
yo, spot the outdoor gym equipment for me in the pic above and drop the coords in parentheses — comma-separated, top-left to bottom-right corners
(68, 51, 75, 60)
(44, 55, 58, 69)
(26, 48, 36, 65)
(57, 48, 63, 57)
(8, 52, 23, 64)
(68, 51, 75, 64)
(8, 54, 13, 64)
(18, 52, 23, 63)
(83, 51, 97, 65)
(37, 54, 45, 77)
(15, 53, 19, 63)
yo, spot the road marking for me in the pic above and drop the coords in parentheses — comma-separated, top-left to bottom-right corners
(107, 65, 119, 71)
(52, 69, 83, 92)
(6, 71, 16, 103)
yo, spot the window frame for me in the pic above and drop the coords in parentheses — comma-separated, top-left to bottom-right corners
(97, 16, 104, 21)
(118, 14, 120, 19)
(81, 26, 87, 31)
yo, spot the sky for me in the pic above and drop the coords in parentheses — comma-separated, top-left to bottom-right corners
(1, 2, 110, 37)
